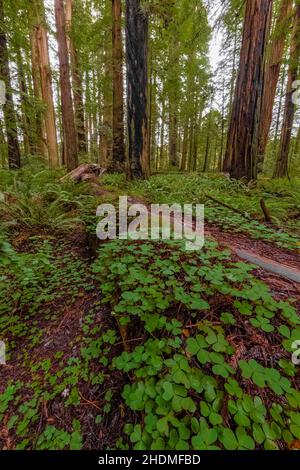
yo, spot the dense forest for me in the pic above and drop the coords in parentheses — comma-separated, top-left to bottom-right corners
(0, 0, 300, 454)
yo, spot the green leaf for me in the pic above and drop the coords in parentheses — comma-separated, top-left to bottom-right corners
(209, 412, 223, 426)
(157, 417, 169, 437)
(253, 424, 265, 444)
(221, 428, 238, 450)
(200, 401, 210, 418)
(264, 439, 279, 451)
(162, 382, 174, 401)
(70, 431, 83, 450)
(203, 428, 218, 446)
(252, 372, 266, 388)
(197, 349, 210, 365)
(151, 438, 165, 450)
(130, 424, 142, 443)
(175, 439, 189, 450)
(212, 364, 230, 379)
(239, 360, 252, 379)
(178, 423, 191, 441)
(290, 424, 300, 439)
(186, 337, 200, 355)
(279, 324, 292, 340)
(236, 427, 255, 450)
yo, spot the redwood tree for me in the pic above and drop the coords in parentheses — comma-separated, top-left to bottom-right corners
(55, 0, 78, 171)
(257, 0, 293, 169)
(126, 0, 149, 178)
(34, 0, 59, 168)
(65, 0, 87, 154)
(274, 2, 300, 178)
(0, 0, 21, 169)
(112, 0, 125, 168)
(224, 0, 273, 181)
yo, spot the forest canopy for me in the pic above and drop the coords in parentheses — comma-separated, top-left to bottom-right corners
(0, 0, 298, 178)
(0, 0, 300, 455)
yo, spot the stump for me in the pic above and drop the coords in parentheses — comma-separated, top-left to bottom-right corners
(60, 163, 107, 183)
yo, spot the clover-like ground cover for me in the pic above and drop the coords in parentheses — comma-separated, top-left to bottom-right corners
(0, 170, 299, 450)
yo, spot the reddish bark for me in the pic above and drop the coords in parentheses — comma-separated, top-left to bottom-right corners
(224, 0, 273, 181)
(257, 0, 293, 168)
(112, 0, 125, 167)
(65, 0, 87, 154)
(0, 0, 21, 168)
(274, 3, 300, 178)
(55, 0, 78, 171)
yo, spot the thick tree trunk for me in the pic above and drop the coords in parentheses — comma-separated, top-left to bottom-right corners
(126, 0, 149, 179)
(0, 0, 21, 169)
(257, 0, 293, 169)
(55, 0, 78, 171)
(112, 0, 125, 168)
(65, 0, 87, 154)
(223, 20, 239, 172)
(274, 3, 300, 178)
(224, 0, 273, 181)
(34, 0, 59, 168)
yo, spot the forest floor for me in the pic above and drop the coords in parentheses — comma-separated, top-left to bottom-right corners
(0, 161, 299, 450)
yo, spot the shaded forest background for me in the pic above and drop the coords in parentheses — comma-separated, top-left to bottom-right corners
(0, 0, 299, 180)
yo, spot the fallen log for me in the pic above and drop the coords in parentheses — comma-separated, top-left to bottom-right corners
(60, 163, 107, 183)
(205, 194, 252, 220)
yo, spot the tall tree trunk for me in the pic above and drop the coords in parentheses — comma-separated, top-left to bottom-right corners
(274, 3, 300, 178)
(16, 49, 31, 155)
(219, 79, 226, 171)
(112, 0, 125, 168)
(293, 125, 300, 160)
(126, 0, 149, 179)
(65, 0, 87, 154)
(188, 120, 194, 172)
(0, 0, 21, 169)
(55, 0, 78, 171)
(257, 0, 293, 169)
(169, 106, 177, 167)
(85, 68, 91, 155)
(272, 65, 286, 161)
(100, 50, 112, 166)
(159, 98, 165, 170)
(229, 21, 238, 113)
(224, 0, 273, 181)
(180, 120, 189, 171)
(203, 115, 212, 173)
(34, 0, 59, 168)
(223, 17, 239, 172)
(30, 28, 47, 157)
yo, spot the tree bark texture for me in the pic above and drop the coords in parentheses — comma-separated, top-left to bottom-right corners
(0, 0, 21, 169)
(224, 0, 273, 181)
(126, 0, 149, 178)
(55, 0, 78, 171)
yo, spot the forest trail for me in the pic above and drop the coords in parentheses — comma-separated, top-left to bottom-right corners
(135, 198, 300, 285)
(89, 184, 300, 284)
(191, 217, 299, 284)
(204, 224, 300, 284)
